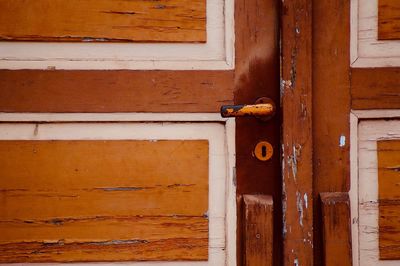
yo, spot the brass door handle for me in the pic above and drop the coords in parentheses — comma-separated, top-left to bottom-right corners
(220, 97, 276, 121)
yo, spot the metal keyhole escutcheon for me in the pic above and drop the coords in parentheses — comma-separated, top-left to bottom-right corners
(254, 141, 273, 161)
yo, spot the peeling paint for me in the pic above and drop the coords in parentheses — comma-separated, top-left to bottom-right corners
(304, 193, 308, 209)
(282, 179, 287, 238)
(288, 145, 298, 181)
(339, 135, 346, 147)
(281, 79, 293, 92)
(296, 191, 304, 227)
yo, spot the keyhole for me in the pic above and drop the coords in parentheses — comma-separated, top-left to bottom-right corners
(262, 145, 267, 157)
(254, 141, 273, 161)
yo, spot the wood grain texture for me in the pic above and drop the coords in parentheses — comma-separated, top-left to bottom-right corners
(0, 0, 206, 43)
(313, 0, 351, 264)
(320, 192, 352, 266)
(0, 140, 209, 262)
(351, 68, 400, 110)
(378, 0, 400, 40)
(281, 0, 313, 264)
(242, 195, 273, 266)
(233, 0, 281, 264)
(0, 238, 208, 263)
(378, 140, 400, 260)
(0, 70, 234, 113)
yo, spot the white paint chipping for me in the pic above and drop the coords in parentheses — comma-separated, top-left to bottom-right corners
(0, 113, 237, 266)
(339, 135, 346, 147)
(296, 191, 304, 227)
(303, 193, 308, 209)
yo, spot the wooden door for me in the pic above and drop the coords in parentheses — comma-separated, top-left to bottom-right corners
(0, 0, 281, 265)
(280, 0, 400, 265)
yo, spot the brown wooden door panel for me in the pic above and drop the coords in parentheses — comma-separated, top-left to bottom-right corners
(0, 140, 208, 262)
(0, 0, 206, 42)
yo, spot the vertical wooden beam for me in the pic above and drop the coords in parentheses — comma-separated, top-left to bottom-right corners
(243, 195, 273, 266)
(234, 0, 281, 264)
(313, 0, 351, 263)
(320, 192, 352, 266)
(281, 0, 313, 265)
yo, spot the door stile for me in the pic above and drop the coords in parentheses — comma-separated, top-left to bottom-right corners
(281, 0, 314, 265)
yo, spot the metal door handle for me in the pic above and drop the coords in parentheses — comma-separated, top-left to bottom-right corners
(220, 97, 276, 121)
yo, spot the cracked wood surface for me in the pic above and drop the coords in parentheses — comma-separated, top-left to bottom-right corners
(0, 0, 206, 43)
(378, 140, 400, 260)
(0, 140, 209, 262)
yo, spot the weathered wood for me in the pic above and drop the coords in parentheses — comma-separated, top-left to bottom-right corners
(378, 140, 400, 260)
(0, 140, 208, 262)
(234, 0, 281, 263)
(0, 0, 283, 265)
(320, 192, 352, 266)
(313, 0, 351, 263)
(242, 195, 273, 266)
(0, 70, 234, 113)
(351, 68, 400, 110)
(0, 0, 206, 43)
(0, 216, 207, 243)
(0, 238, 208, 263)
(281, 0, 313, 264)
(378, 0, 400, 40)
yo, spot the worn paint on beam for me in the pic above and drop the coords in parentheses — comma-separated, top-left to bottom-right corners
(281, 0, 314, 265)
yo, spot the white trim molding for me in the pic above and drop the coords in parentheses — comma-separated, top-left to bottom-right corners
(0, 113, 236, 266)
(350, 110, 400, 266)
(0, 0, 234, 70)
(350, 0, 400, 68)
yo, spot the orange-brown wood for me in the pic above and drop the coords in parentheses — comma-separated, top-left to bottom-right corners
(242, 195, 273, 266)
(351, 68, 400, 110)
(0, 0, 206, 43)
(313, 1, 351, 263)
(0, 70, 234, 113)
(378, 206, 400, 260)
(320, 192, 352, 266)
(0, 140, 209, 262)
(378, 140, 400, 260)
(0, 0, 283, 264)
(378, 0, 400, 40)
(0, 238, 208, 263)
(234, 0, 281, 263)
(281, 0, 313, 264)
